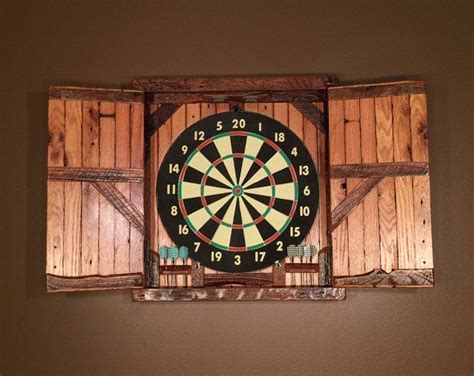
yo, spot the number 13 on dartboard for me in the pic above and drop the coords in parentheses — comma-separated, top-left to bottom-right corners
(157, 111, 319, 273)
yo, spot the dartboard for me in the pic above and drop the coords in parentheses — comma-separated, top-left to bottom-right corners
(157, 111, 319, 272)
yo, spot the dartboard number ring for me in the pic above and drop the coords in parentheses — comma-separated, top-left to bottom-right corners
(157, 111, 319, 273)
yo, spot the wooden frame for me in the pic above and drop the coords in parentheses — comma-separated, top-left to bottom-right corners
(46, 75, 434, 300)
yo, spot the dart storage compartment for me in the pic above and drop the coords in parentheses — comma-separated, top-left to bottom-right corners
(46, 76, 434, 301)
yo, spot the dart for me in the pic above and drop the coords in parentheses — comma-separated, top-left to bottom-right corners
(287, 245, 299, 286)
(168, 246, 179, 287)
(178, 246, 189, 287)
(159, 246, 169, 287)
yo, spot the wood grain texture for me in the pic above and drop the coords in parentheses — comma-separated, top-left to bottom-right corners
(48, 167, 144, 182)
(98, 102, 116, 275)
(204, 273, 273, 287)
(133, 287, 346, 302)
(133, 75, 334, 91)
(47, 273, 143, 292)
(330, 161, 428, 178)
(291, 101, 326, 133)
(329, 100, 349, 276)
(49, 86, 144, 103)
(331, 178, 382, 231)
(114, 103, 131, 273)
(147, 90, 327, 105)
(393, 95, 416, 269)
(375, 96, 398, 272)
(410, 94, 433, 269)
(318, 248, 331, 286)
(333, 268, 433, 288)
(81, 101, 100, 275)
(360, 98, 381, 272)
(47, 99, 65, 275)
(146, 103, 181, 139)
(328, 81, 425, 101)
(64, 100, 82, 276)
(344, 99, 364, 276)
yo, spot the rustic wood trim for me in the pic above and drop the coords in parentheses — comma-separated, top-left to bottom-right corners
(146, 90, 328, 105)
(145, 103, 181, 139)
(159, 265, 192, 275)
(49, 86, 144, 103)
(328, 81, 425, 101)
(333, 268, 434, 288)
(132, 287, 346, 301)
(272, 261, 286, 287)
(331, 177, 383, 231)
(330, 162, 429, 179)
(47, 273, 143, 292)
(48, 166, 144, 183)
(204, 273, 273, 287)
(291, 102, 326, 133)
(144, 248, 159, 288)
(318, 248, 331, 286)
(285, 263, 319, 273)
(191, 261, 205, 287)
(92, 182, 145, 235)
(133, 75, 335, 92)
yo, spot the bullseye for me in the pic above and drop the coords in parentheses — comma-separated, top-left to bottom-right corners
(232, 185, 243, 197)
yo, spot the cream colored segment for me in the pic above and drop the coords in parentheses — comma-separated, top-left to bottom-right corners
(203, 184, 232, 197)
(186, 194, 232, 231)
(245, 182, 296, 201)
(181, 181, 231, 199)
(214, 136, 238, 185)
(243, 152, 288, 188)
(274, 182, 297, 201)
(239, 198, 264, 247)
(243, 195, 288, 231)
(212, 197, 237, 248)
(244, 185, 273, 197)
(187, 151, 233, 187)
(239, 136, 264, 184)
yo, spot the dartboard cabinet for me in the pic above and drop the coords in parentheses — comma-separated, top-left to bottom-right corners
(46, 76, 434, 301)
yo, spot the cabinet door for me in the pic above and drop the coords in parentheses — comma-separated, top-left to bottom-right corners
(47, 86, 145, 292)
(328, 81, 434, 287)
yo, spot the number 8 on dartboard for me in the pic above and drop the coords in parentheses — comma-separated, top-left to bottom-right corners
(157, 111, 319, 272)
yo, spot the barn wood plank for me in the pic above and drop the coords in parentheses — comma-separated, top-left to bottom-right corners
(344, 99, 364, 276)
(81, 101, 100, 275)
(146, 103, 181, 140)
(147, 90, 327, 105)
(303, 105, 320, 250)
(47, 273, 143, 292)
(64, 100, 82, 276)
(333, 268, 433, 288)
(329, 100, 349, 276)
(98, 102, 116, 275)
(330, 161, 428, 178)
(47, 99, 65, 276)
(328, 81, 425, 101)
(410, 94, 433, 269)
(114, 103, 131, 273)
(48, 166, 144, 182)
(291, 101, 326, 133)
(92, 182, 144, 235)
(49, 86, 143, 103)
(393, 95, 416, 269)
(133, 75, 334, 91)
(132, 287, 346, 302)
(360, 98, 381, 272)
(204, 273, 273, 287)
(375, 96, 398, 272)
(331, 178, 383, 232)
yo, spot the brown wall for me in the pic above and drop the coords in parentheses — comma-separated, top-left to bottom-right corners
(1, 1, 472, 375)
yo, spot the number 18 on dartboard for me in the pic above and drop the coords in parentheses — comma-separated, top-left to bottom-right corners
(157, 111, 319, 272)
